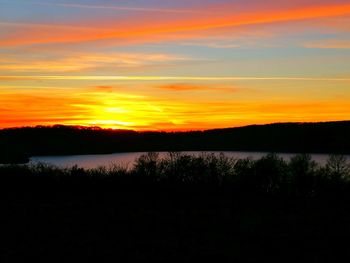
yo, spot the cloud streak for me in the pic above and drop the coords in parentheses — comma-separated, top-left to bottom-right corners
(157, 84, 246, 93)
(304, 39, 350, 49)
(0, 0, 200, 14)
(0, 52, 189, 73)
(1, 2, 350, 46)
(1, 76, 350, 82)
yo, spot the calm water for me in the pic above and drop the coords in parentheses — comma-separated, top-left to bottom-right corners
(29, 151, 349, 169)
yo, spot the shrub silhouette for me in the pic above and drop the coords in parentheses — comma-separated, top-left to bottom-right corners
(134, 152, 160, 178)
(326, 154, 350, 181)
(289, 154, 317, 196)
(251, 153, 288, 194)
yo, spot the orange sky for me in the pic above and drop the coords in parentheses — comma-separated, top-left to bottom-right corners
(1, 0, 350, 130)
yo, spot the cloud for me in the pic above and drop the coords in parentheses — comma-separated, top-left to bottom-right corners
(93, 86, 114, 93)
(1, 2, 350, 47)
(159, 84, 212, 91)
(158, 84, 244, 93)
(0, 52, 189, 73)
(304, 39, 350, 49)
(1, 76, 350, 82)
(1, 0, 200, 14)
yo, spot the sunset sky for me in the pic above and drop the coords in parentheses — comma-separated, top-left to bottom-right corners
(1, 0, 350, 131)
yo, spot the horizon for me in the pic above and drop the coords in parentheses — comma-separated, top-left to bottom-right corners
(2, 119, 350, 133)
(1, 0, 350, 130)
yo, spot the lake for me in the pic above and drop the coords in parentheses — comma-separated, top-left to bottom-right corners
(29, 151, 349, 169)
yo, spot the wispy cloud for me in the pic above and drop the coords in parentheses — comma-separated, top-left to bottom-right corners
(158, 84, 247, 93)
(0, 52, 189, 73)
(1, 76, 350, 82)
(304, 39, 350, 49)
(0, 0, 200, 14)
(180, 41, 241, 49)
(1, 2, 350, 47)
(93, 86, 114, 93)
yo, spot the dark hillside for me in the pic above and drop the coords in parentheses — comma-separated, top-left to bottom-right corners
(1, 121, 350, 163)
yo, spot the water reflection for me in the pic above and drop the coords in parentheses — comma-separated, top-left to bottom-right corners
(29, 151, 349, 169)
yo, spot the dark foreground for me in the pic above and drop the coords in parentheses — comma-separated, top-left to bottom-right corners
(1, 120, 350, 164)
(1, 153, 350, 262)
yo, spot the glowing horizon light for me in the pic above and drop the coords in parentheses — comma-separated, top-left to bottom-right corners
(1, 0, 350, 130)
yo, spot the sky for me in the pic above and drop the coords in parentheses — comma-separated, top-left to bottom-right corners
(1, 0, 350, 131)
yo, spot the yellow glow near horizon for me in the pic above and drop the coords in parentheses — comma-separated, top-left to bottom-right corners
(1, 0, 350, 130)
(1, 79, 350, 131)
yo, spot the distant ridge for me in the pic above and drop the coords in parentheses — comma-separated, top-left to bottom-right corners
(2, 120, 350, 133)
(206, 120, 350, 132)
(1, 121, 350, 163)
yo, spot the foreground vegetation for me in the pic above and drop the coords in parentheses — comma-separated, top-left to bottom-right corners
(1, 153, 350, 261)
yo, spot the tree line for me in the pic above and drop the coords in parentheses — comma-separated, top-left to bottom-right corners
(1, 121, 350, 164)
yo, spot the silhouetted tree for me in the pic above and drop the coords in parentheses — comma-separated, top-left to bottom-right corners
(253, 153, 288, 194)
(326, 155, 350, 179)
(289, 154, 317, 196)
(134, 152, 160, 178)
